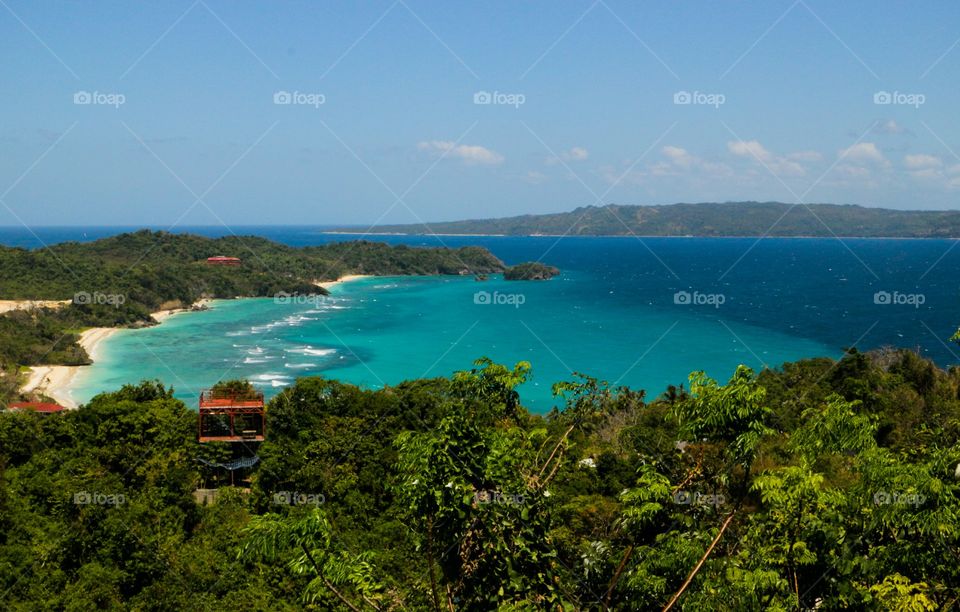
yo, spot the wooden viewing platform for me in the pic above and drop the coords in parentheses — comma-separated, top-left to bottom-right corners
(198, 389, 265, 443)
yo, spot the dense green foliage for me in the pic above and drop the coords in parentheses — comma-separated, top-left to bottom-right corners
(0, 231, 508, 405)
(503, 262, 560, 281)
(2, 349, 959, 609)
(0, 231, 507, 308)
(363, 202, 960, 238)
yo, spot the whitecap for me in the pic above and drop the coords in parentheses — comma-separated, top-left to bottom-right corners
(254, 373, 292, 382)
(285, 346, 336, 357)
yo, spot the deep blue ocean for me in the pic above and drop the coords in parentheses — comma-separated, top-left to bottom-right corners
(2, 226, 957, 411)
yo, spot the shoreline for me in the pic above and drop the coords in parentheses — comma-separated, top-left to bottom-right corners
(19, 299, 216, 408)
(320, 231, 954, 240)
(151, 298, 213, 323)
(315, 274, 373, 290)
(20, 327, 120, 408)
(17, 277, 374, 408)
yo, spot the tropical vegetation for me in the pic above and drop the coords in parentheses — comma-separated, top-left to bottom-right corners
(360, 202, 960, 238)
(2, 348, 959, 609)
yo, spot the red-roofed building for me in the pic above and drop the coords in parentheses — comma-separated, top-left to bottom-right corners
(5, 402, 65, 414)
(207, 256, 241, 266)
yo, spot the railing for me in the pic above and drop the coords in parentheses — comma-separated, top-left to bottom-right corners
(199, 389, 264, 409)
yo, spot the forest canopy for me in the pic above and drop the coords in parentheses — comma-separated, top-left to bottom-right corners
(1, 349, 958, 610)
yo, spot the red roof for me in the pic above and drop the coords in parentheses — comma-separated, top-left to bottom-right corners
(7, 402, 65, 413)
(207, 256, 241, 264)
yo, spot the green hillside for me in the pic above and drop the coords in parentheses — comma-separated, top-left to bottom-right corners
(357, 202, 960, 237)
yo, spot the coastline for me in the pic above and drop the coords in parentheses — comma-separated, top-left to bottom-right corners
(17, 276, 373, 408)
(321, 231, 952, 240)
(315, 274, 372, 290)
(20, 327, 120, 408)
(151, 298, 213, 323)
(19, 299, 215, 408)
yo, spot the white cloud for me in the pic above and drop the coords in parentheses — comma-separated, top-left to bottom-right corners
(825, 143, 890, 187)
(839, 142, 886, 164)
(523, 170, 547, 184)
(904, 154, 942, 170)
(417, 140, 504, 165)
(662, 145, 696, 168)
(727, 139, 806, 176)
(545, 146, 589, 165)
(902, 154, 954, 183)
(634, 146, 732, 180)
(728, 140, 773, 162)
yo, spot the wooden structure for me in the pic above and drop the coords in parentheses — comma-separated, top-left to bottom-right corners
(198, 389, 265, 443)
(206, 256, 241, 266)
(5, 401, 64, 415)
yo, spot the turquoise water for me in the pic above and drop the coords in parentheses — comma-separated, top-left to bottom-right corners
(5, 230, 952, 413)
(72, 272, 834, 411)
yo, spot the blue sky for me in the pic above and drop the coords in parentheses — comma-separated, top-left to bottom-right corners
(1, 0, 959, 226)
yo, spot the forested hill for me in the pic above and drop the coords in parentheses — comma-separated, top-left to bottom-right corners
(0, 231, 508, 388)
(0, 230, 506, 310)
(354, 202, 960, 237)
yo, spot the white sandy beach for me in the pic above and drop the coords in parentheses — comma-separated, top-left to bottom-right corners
(20, 327, 119, 408)
(17, 281, 366, 408)
(19, 299, 217, 407)
(315, 274, 372, 289)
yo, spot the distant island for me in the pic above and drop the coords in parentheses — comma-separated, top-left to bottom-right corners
(344, 202, 960, 238)
(504, 262, 560, 281)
